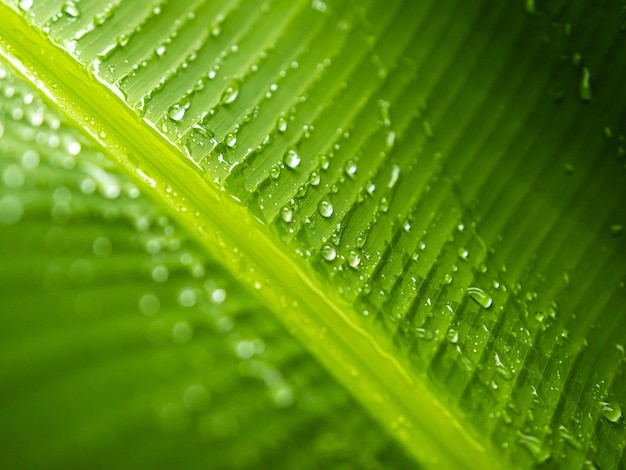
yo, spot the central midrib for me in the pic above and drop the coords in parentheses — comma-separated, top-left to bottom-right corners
(0, 5, 501, 468)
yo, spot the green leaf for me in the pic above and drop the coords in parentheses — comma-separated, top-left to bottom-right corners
(1, 0, 626, 468)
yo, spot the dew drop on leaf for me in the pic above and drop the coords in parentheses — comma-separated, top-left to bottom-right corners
(320, 244, 337, 261)
(167, 103, 186, 122)
(467, 286, 492, 309)
(61, 1, 81, 18)
(318, 199, 333, 218)
(283, 148, 301, 169)
(347, 250, 361, 268)
(220, 79, 240, 105)
(600, 400, 623, 423)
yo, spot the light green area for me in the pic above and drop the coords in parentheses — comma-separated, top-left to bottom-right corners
(0, 58, 415, 469)
(1, 0, 626, 468)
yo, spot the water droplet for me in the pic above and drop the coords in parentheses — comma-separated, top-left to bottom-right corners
(167, 103, 186, 122)
(220, 79, 240, 105)
(269, 165, 281, 179)
(283, 148, 301, 169)
(280, 206, 293, 223)
(225, 132, 237, 148)
(458, 247, 469, 260)
(18, 0, 33, 12)
(318, 199, 333, 218)
(388, 164, 400, 188)
(467, 286, 492, 309)
(276, 116, 288, 133)
(139, 293, 160, 315)
(517, 432, 551, 463)
(402, 219, 411, 232)
(309, 171, 320, 186)
(600, 400, 623, 423)
(61, 1, 81, 18)
(446, 328, 459, 343)
(347, 250, 361, 268)
(156, 45, 166, 57)
(183, 385, 211, 412)
(494, 352, 513, 380)
(344, 159, 357, 177)
(0, 195, 24, 225)
(443, 273, 453, 285)
(320, 244, 336, 261)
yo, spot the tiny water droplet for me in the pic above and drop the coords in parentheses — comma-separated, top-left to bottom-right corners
(283, 148, 301, 169)
(269, 165, 281, 179)
(344, 159, 357, 177)
(458, 247, 469, 260)
(225, 132, 237, 148)
(320, 244, 337, 261)
(494, 352, 512, 380)
(220, 79, 240, 105)
(276, 115, 288, 133)
(318, 199, 333, 218)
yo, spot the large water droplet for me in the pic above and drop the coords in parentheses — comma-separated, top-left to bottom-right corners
(283, 148, 301, 169)
(280, 206, 293, 223)
(167, 103, 186, 122)
(347, 250, 361, 268)
(467, 286, 492, 309)
(18, 0, 33, 12)
(318, 199, 333, 218)
(320, 244, 336, 261)
(61, 1, 81, 18)
(600, 400, 623, 423)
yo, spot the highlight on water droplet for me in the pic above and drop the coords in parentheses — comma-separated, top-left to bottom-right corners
(318, 199, 333, 218)
(276, 115, 288, 133)
(344, 159, 357, 177)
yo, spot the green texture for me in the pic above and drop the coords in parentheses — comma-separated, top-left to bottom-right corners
(1, 0, 626, 468)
